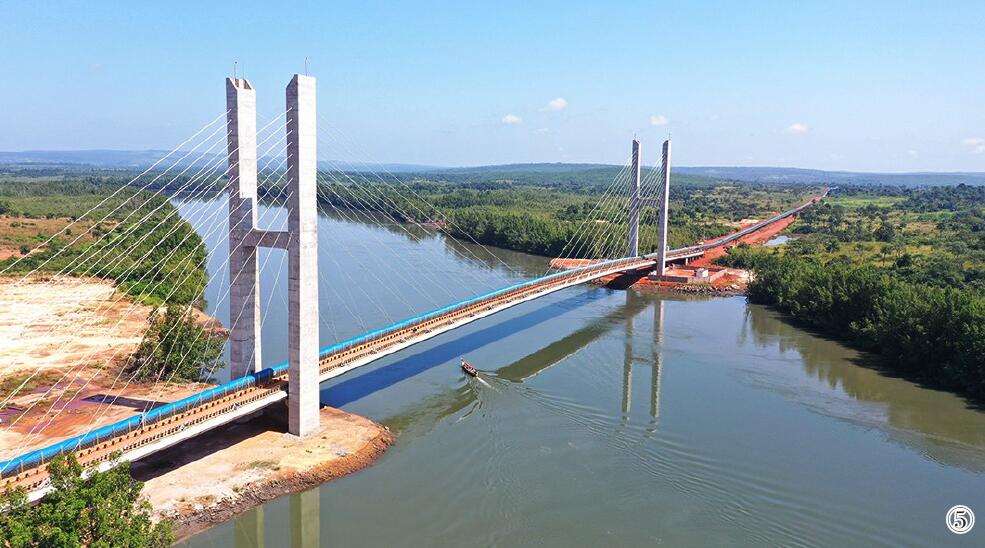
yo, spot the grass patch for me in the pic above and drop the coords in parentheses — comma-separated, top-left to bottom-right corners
(238, 459, 281, 472)
(0, 371, 63, 396)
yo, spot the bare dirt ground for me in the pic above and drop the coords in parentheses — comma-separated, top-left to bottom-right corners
(0, 276, 211, 459)
(0, 216, 99, 262)
(0, 275, 151, 377)
(133, 406, 394, 540)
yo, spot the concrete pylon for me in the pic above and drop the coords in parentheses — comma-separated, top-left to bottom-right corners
(226, 78, 262, 379)
(655, 139, 672, 275)
(286, 74, 320, 437)
(627, 139, 642, 257)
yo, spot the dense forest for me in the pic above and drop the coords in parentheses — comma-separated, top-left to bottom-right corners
(2, 165, 820, 261)
(305, 174, 818, 258)
(0, 180, 209, 306)
(720, 184, 985, 400)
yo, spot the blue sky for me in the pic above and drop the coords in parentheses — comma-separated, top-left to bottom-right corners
(2, 1, 983, 171)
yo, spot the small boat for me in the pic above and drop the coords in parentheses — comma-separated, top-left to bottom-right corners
(460, 358, 478, 377)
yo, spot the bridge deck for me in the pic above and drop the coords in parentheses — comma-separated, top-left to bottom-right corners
(0, 256, 656, 498)
(0, 191, 825, 499)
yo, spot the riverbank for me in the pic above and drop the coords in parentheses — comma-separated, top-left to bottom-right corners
(133, 406, 394, 541)
(0, 275, 221, 459)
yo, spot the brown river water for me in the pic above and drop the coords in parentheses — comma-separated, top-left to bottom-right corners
(174, 198, 985, 547)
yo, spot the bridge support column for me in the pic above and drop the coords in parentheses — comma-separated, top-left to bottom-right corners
(226, 78, 262, 379)
(627, 139, 642, 257)
(286, 74, 320, 437)
(655, 139, 672, 276)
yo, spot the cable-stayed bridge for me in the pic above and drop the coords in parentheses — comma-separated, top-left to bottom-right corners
(0, 74, 820, 500)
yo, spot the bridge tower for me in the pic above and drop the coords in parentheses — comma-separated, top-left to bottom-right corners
(655, 139, 672, 276)
(626, 138, 671, 273)
(226, 75, 320, 437)
(627, 139, 642, 257)
(227, 78, 262, 380)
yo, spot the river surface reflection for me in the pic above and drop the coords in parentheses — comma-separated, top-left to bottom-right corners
(176, 198, 985, 547)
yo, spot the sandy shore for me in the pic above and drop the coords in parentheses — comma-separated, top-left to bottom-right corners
(133, 406, 394, 540)
(0, 275, 218, 459)
(0, 275, 152, 377)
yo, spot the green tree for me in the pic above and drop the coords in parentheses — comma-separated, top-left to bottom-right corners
(0, 454, 173, 547)
(126, 305, 225, 383)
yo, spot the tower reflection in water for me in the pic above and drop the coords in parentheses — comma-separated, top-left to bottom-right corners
(234, 488, 320, 548)
(621, 291, 663, 422)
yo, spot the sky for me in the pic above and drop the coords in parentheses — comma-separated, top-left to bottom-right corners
(1, 1, 984, 171)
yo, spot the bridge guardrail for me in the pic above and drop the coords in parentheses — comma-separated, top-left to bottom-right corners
(0, 190, 825, 481)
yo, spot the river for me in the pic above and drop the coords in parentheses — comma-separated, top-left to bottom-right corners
(174, 197, 985, 547)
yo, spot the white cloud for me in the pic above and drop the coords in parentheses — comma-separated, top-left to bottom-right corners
(501, 114, 523, 125)
(542, 97, 568, 111)
(784, 122, 809, 135)
(535, 127, 550, 134)
(907, 149, 919, 159)
(962, 137, 985, 154)
(649, 114, 669, 126)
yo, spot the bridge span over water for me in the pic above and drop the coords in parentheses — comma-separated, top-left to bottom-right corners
(0, 74, 822, 500)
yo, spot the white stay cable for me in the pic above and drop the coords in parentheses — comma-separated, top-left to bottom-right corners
(322, 121, 525, 280)
(2, 118, 230, 281)
(0, 124, 288, 410)
(0, 111, 229, 276)
(1, 132, 288, 437)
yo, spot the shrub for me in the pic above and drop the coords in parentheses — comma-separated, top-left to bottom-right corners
(126, 305, 225, 383)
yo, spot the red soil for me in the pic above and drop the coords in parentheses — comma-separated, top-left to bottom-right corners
(689, 214, 797, 267)
(549, 195, 821, 293)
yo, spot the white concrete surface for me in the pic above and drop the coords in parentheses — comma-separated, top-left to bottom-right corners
(226, 78, 262, 378)
(627, 139, 641, 257)
(286, 74, 320, 437)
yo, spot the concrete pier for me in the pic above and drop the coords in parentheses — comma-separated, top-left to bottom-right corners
(286, 74, 320, 437)
(226, 78, 262, 378)
(655, 139, 672, 276)
(627, 139, 641, 257)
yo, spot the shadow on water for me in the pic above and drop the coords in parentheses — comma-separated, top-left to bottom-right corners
(496, 290, 651, 383)
(383, 290, 666, 433)
(743, 303, 985, 471)
(321, 290, 603, 408)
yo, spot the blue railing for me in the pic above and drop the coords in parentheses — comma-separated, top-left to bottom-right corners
(1, 191, 826, 479)
(0, 255, 642, 478)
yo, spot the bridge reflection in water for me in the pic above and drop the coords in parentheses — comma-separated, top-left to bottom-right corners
(622, 291, 663, 420)
(234, 489, 320, 548)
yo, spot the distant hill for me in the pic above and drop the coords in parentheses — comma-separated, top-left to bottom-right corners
(0, 150, 438, 173)
(0, 149, 172, 167)
(2, 151, 982, 187)
(676, 166, 985, 187)
(438, 162, 612, 174)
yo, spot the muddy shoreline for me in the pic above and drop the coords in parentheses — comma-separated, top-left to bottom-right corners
(166, 428, 394, 541)
(129, 406, 395, 542)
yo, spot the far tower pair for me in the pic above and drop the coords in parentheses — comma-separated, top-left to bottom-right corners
(627, 138, 672, 275)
